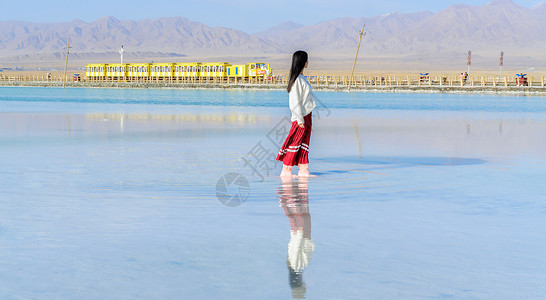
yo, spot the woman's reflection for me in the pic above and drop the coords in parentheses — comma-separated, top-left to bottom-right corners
(278, 176, 315, 299)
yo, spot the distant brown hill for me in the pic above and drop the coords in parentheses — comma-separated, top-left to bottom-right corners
(1, 0, 545, 71)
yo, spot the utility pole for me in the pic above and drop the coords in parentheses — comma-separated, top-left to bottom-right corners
(499, 50, 504, 78)
(348, 25, 366, 92)
(63, 39, 71, 88)
(467, 50, 471, 74)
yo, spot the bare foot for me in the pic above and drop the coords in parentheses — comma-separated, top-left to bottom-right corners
(296, 163, 316, 177)
(280, 164, 293, 178)
(296, 171, 316, 177)
(280, 171, 293, 178)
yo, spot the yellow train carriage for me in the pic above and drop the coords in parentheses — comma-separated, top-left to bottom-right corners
(127, 63, 150, 78)
(106, 63, 128, 78)
(200, 62, 229, 78)
(174, 63, 201, 78)
(86, 64, 106, 78)
(150, 63, 174, 78)
(227, 64, 248, 77)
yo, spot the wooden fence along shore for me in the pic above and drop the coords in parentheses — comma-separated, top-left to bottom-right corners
(1, 73, 545, 91)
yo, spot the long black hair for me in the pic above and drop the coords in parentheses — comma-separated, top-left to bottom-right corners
(287, 50, 308, 93)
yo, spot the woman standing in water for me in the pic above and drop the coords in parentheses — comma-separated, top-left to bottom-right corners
(276, 50, 317, 178)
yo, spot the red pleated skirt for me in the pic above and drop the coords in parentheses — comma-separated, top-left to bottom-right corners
(276, 112, 312, 166)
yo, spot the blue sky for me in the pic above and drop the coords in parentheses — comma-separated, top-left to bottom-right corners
(2, 0, 543, 33)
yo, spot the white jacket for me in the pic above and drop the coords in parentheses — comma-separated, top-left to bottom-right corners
(289, 75, 317, 125)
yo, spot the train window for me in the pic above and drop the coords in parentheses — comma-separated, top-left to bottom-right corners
(250, 64, 256, 69)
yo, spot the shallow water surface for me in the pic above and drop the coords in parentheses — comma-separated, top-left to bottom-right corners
(1, 87, 546, 299)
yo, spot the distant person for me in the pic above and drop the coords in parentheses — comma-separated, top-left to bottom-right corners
(276, 50, 317, 178)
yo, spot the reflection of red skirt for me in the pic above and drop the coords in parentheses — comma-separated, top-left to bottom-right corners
(276, 112, 312, 166)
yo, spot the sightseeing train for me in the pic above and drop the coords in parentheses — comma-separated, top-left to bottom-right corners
(85, 62, 272, 80)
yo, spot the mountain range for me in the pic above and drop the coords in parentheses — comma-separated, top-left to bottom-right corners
(1, 0, 545, 71)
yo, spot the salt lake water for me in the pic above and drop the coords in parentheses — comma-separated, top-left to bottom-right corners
(1, 86, 546, 299)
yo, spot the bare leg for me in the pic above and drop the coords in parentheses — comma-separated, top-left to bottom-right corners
(280, 164, 293, 178)
(297, 163, 312, 177)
